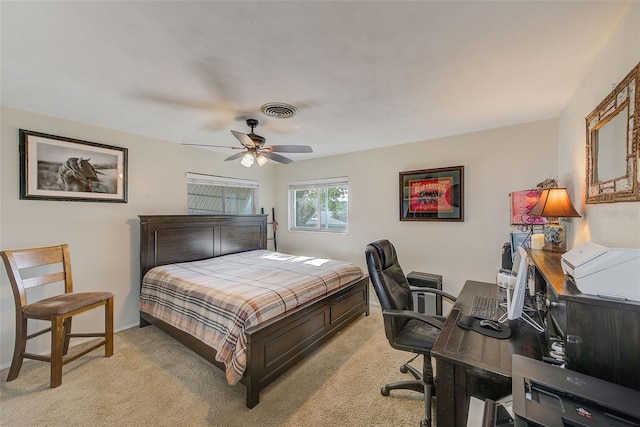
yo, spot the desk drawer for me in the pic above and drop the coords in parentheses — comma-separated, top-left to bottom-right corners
(563, 293, 640, 391)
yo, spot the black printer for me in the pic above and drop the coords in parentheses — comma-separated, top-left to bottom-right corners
(512, 355, 640, 426)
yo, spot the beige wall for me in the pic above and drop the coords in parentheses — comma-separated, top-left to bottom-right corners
(560, 1, 640, 248)
(0, 107, 276, 368)
(273, 119, 558, 301)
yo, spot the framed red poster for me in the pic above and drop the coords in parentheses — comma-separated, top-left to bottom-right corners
(510, 190, 547, 225)
(400, 166, 464, 222)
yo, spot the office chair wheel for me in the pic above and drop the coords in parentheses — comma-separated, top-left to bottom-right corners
(400, 364, 409, 373)
(380, 386, 390, 396)
(419, 418, 430, 427)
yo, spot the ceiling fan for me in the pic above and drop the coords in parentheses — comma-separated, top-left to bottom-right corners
(184, 119, 313, 167)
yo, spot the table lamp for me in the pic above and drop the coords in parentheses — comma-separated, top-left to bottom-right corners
(529, 188, 581, 252)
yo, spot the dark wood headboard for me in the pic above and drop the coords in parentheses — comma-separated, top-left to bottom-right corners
(139, 214, 268, 280)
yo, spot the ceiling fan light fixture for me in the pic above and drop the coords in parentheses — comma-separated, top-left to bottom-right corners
(256, 154, 269, 167)
(240, 152, 255, 167)
(190, 117, 310, 166)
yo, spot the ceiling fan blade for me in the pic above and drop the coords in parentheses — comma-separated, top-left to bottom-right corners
(261, 151, 293, 164)
(265, 145, 313, 153)
(231, 130, 255, 149)
(224, 151, 247, 161)
(182, 143, 243, 149)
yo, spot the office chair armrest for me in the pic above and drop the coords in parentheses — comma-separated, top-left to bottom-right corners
(409, 286, 457, 303)
(382, 309, 444, 330)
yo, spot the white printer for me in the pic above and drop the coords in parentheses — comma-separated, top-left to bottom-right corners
(561, 241, 640, 301)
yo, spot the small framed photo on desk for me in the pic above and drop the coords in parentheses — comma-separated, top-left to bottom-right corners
(510, 232, 531, 259)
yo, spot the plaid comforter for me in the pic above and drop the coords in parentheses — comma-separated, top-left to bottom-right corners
(140, 250, 364, 385)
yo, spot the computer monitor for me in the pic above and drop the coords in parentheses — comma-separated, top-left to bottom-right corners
(508, 246, 529, 320)
(501, 246, 544, 332)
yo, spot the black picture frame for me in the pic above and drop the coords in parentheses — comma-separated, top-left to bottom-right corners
(19, 129, 128, 203)
(400, 166, 464, 222)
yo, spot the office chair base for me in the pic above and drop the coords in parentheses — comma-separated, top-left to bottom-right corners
(381, 380, 434, 426)
(400, 362, 421, 380)
(381, 379, 424, 396)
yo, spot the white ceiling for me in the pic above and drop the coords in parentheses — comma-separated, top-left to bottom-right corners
(1, 1, 630, 162)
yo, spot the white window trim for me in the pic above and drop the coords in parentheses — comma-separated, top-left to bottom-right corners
(288, 176, 348, 190)
(288, 176, 348, 234)
(186, 172, 258, 189)
(186, 172, 259, 214)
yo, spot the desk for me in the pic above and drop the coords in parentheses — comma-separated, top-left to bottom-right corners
(527, 249, 578, 338)
(431, 280, 546, 427)
(528, 249, 640, 391)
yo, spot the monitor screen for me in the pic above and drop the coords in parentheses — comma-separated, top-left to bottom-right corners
(510, 232, 531, 261)
(511, 244, 523, 275)
(507, 246, 529, 320)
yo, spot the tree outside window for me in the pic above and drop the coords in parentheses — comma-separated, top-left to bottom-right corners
(290, 178, 348, 233)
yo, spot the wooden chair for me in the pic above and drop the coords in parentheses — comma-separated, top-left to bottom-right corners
(1, 244, 114, 387)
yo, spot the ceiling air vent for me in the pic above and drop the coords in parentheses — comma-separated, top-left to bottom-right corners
(260, 102, 298, 119)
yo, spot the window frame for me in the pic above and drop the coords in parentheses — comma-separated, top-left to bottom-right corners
(186, 172, 258, 215)
(288, 176, 349, 234)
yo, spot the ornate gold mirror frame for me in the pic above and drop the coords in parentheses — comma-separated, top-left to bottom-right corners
(585, 62, 639, 204)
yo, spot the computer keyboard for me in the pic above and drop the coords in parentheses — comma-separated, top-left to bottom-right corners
(470, 295, 501, 321)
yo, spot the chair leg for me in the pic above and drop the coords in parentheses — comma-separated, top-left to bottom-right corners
(382, 354, 424, 396)
(6, 316, 27, 382)
(105, 297, 114, 357)
(401, 353, 420, 371)
(381, 379, 424, 396)
(62, 317, 72, 355)
(50, 316, 65, 388)
(401, 362, 422, 380)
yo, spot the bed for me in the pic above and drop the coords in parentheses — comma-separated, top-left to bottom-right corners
(138, 214, 370, 408)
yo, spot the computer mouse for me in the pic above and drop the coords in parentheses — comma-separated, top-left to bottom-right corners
(479, 319, 502, 331)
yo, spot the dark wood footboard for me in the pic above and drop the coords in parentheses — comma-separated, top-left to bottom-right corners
(141, 274, 369, 408)
(138, 214, 369, 408)
(243, 274, 369, 408)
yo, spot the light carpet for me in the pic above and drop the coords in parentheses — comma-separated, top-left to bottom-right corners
(0, 308, 432, 426)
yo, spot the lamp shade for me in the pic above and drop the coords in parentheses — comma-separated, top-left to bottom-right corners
(529, 188, 581, 218)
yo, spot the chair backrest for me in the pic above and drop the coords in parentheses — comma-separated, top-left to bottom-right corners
(365, 240, 413, 341)
(1, 244, 73, 309)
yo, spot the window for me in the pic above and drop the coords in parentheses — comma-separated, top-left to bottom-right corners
(187, 173, 258, 215)
(289, 177, 348, 233)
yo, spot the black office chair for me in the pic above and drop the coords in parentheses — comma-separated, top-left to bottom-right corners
(365, 239, 457, 427)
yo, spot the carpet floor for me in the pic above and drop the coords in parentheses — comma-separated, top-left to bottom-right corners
(0, 308, 433, 426)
